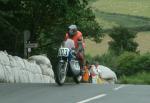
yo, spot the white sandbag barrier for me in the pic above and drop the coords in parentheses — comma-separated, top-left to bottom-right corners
(0, 51, 55, 83)
(90, 65, 117, 84)
(98, 65, 117, 82)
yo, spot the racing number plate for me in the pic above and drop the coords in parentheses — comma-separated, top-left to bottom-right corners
(58, 48, 70, 57)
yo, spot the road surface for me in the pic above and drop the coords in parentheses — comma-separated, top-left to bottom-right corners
(0, 83, 150, 103)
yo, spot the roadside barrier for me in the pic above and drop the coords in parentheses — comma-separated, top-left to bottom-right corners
(0, 51, 55, 83)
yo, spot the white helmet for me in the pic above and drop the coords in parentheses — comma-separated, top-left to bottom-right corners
(68, 24, 78, 36)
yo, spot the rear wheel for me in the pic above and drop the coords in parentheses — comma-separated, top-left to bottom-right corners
(55, 61, 67, 86)
(73, 75, 82, 84)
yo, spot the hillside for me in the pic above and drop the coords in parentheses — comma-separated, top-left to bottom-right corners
(85, 31, 150, 56)
(85, 0, 150, 56)
(90, 0, 150, 30)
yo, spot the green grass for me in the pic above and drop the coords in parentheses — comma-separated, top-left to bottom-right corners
(90, 0, 150, 30)
(86, 0, 150, 56)
(95, 11, 150, 30)
(85, 31, 150, 57)
(119, 71, 150, 84)
(91, 0, 150, 18)
(87, 0, 150, 85)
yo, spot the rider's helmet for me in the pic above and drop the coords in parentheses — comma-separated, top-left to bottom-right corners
(68, 24, 78, 37)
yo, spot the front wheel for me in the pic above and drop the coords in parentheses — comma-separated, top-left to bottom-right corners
(55, 61, 68, 86)
(73, 75, 82, 84)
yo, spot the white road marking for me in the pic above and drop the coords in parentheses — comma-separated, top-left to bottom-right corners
(77, 85, 126, 103)
(76, 94, 107, 103)
(114, 85, 125, 91)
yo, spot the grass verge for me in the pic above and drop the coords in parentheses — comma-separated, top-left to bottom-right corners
(119, 71, 150, 84)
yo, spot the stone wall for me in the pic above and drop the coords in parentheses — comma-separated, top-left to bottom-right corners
(0, 51, 55, 83)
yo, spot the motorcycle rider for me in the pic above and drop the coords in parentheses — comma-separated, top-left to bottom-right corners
(65, 24, 85, 74)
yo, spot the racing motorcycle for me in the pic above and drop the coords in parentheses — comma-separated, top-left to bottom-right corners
(55, 46, 82, 86)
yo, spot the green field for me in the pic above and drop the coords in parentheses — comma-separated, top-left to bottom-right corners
(90, 0, 150, 30)
(91, 0, 150, 18)
(85, 0, 150, 56)
(119, 71, 150, 84)
(85, 31, 150, 57)
(85, 28, 150, 57)
(95, 11, 150, 30)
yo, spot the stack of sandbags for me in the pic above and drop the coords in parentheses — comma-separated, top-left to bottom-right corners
(0, 51, 11, 82)
(98, 65, 117, 82)
(89, 64, 117, 84)
(0, 51, 55, 83)
(0, 64, 5, 82)
(0, 51, 10, 65)
(28, 55, 54, 78)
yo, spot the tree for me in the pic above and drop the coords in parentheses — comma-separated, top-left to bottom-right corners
(0, 0, 24, 56)
(0, 0, 103, 68)
(33, 0, 103, 67)
(108, 26, 138, 55)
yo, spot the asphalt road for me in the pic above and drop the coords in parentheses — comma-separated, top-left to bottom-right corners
(0, 83, 150, 103)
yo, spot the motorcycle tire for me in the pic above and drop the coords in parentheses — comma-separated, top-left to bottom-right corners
(55, 61, 67, 86)
(73, 75, 82, 84)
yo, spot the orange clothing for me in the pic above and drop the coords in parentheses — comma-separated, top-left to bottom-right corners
(82, 66, 89, 82)
(65, 31, 85, 48)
